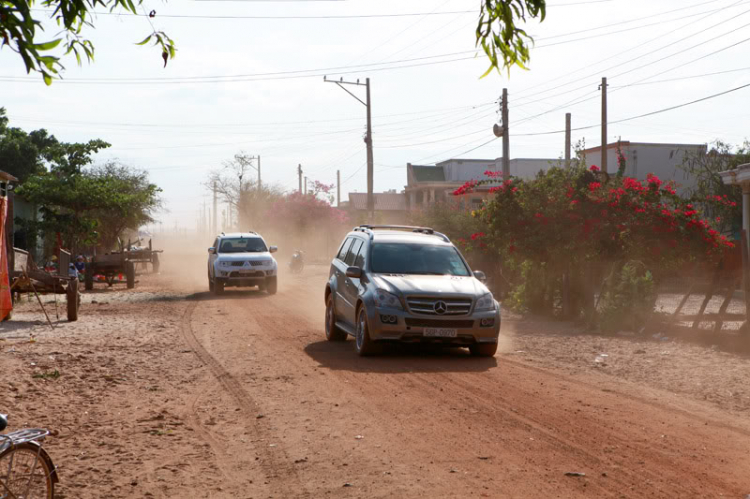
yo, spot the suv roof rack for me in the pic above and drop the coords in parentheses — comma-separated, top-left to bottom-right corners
(353, 225, 450, 243)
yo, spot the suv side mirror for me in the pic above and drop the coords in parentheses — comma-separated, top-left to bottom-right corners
(346, 266, 362, 279)
(208, 247, 215, 254)
(269, 246, 278, 253)
(473, 270, 487, 282)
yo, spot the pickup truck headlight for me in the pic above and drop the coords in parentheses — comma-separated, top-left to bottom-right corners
(219, 261, 233, 267)
(373, 289, 403, 310)
(475, 293, 495, 312)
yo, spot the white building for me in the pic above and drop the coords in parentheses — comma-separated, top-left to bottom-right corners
(583, 141, 707, 193)
(405, 157, 557, 210)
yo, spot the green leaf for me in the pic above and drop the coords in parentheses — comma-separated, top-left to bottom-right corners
(32, 38, 62, 51)
(135, 35, 152, 46)
(43, 73, 53, 85)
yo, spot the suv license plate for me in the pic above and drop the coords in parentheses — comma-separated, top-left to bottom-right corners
(424, 328, 457, 338)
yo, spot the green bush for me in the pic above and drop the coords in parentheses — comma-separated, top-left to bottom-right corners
(598, 262, 656, 332)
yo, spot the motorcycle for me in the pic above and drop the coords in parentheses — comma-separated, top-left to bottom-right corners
(288, 250, 305, 274)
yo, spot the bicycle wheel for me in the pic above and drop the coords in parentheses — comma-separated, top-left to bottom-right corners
(0, 442, 54, 499)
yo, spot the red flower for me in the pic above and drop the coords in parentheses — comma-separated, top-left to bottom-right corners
(588, 181, 601, 192)
(590, 165, 600, 172)
(471, 232, 486, 241)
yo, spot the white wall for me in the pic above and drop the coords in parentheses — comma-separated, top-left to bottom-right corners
(585, 143, 705, 193)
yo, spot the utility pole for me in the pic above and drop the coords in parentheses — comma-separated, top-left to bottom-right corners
(304, 176, 307, 195)
(565, 113, 572, 168)
(257, 155, 261, 191)
(502, 88, 510, 179)
(298, 164, 303, 193)
(600, 77, 608, 174)
(212, 180, 217, 235)
(325, 76, 373, 217)
(337, 170, 341, 207)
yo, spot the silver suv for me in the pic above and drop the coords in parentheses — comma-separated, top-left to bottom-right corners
(208, 232, 278, 295)
(324, 225, 500, 357)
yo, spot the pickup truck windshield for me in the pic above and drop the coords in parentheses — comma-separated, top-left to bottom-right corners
(218, 238, 267, 253)
(370, 243, 470, 276)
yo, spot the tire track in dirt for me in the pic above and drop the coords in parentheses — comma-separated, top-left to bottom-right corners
(183, 383, 232, 480)
(179, 299, 309, 497)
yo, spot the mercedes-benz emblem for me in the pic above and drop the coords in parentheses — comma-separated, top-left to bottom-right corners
(434, 301, 447, 315)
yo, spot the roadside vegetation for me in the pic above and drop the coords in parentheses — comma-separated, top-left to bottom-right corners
(0, 108, 162, 258)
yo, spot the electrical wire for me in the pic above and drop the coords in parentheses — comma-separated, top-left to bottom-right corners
(513, 81, 750, 137)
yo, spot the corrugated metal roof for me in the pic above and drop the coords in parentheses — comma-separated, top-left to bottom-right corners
(348, 192, 407, 211)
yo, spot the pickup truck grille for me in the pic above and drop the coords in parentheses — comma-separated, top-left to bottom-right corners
(406, 297, 472, 316)
(230, 261, 244, 267)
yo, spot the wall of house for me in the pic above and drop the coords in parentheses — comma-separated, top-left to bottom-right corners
(507, 158, 558, 180)
(585, 144, 705, 193)
(439, 159, 495, 182)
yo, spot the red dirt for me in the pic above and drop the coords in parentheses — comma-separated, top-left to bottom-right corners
(3, 257, 750, 498)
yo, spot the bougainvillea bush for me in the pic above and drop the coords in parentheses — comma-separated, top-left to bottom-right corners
(455, 164, 734, 327)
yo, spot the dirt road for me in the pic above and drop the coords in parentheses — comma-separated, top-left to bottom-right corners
(3, 257, 750, 498)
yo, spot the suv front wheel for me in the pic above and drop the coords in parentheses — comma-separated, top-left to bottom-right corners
(355, 306, 376, 356)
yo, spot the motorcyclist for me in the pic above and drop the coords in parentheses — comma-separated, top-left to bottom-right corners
(289, 250, 305, 273)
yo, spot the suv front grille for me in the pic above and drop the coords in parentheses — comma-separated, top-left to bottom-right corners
(230, 261, 244, 267)
(405, 318, 474, 328)
(250, 261, 266, 267)
(406, 296, 472, 316)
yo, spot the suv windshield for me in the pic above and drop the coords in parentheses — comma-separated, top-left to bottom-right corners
(370, 243, 470, 276)
(218, 238, 267, 253)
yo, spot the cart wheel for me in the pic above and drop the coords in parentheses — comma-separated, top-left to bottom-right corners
(152, 253, 160, 274)
(84, 264, 94, 291)
(126, 261, 136, 289)
(67, 283, 79, 322)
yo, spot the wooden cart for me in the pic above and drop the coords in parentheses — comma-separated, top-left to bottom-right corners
(83, 239, 162, 290)
(10, 248, 81, 322)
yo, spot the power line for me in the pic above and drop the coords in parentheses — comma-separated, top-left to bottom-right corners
(0, 53, 480, 85)
(513, 0, 749, 102)
(32, 7, 477, 19)
(609, 66, 750, 87)
(514, 81, 750, 137)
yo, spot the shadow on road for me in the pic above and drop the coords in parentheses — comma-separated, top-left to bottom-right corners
(304, 340, 498, 373)
(186, 290, 271, 302)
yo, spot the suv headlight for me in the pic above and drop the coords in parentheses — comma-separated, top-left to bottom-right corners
(475, 293, 495, 312)
(373, 289, 403, 310)
(219, 261, 233, 267)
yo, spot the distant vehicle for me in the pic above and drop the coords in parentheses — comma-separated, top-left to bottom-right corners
(208, 232, 278, 295)
(324, 225, 501, 357)
(289, 250, 305, 274)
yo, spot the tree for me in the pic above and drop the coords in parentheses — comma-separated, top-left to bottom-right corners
(15, 148, 161, 252)
(457, 164, 732, 326)
(477, 0, 546, 75)
(207, 152, 265, 227)
(679, 140, 750, 235)
(4, 0, 544, 84)
(1, 0, 175, 84)
(0, 107, 59, 182)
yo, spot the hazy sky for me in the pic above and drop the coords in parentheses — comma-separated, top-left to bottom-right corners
(2, 0, 749, 229)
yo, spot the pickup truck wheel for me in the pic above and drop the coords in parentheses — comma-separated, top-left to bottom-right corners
(214, 279, 225, 295)
(325, 294, 347, 342)
(469, 342, 498, 357)
(208, 273, 214, 292)
(355, 306, 376, 356)
(267, 276, 277, 295)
